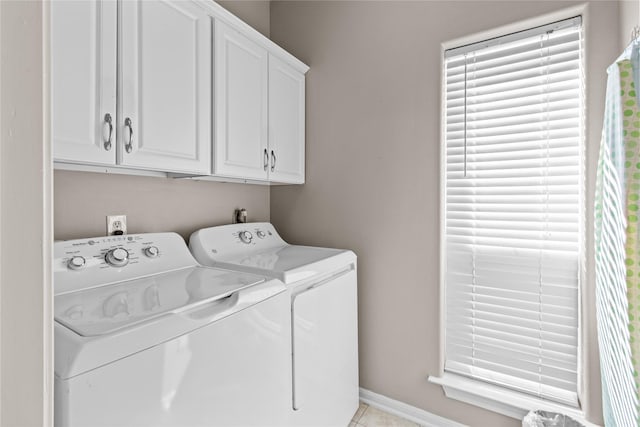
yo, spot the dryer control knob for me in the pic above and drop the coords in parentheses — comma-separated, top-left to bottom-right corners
(144, 246, 159, 258)
(105, 247, 129, 267)
(239, 231, 253, 244)
(256, 230, 266, 239)
(67, 256, 86, 270)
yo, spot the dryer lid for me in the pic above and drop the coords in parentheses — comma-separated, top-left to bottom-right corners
(54, 266, 264, 337)
(214, 245, 356, 284)
(226, 245, 341, 270)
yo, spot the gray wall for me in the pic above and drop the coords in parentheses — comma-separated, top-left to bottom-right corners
(54, 172, 270, 241)
(53, 1, 271, 242)
(218, 0, 270, 37)
(620, 0, 640, 50)
(1, 1, 53, 425)
(270, 1, 618, 425)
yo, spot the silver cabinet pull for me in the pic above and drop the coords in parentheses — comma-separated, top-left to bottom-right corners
(263, 148, 268, 171)
(124, 117, 133, 153)
(270, 150, 276, 172)
(104, 113, 113, 151)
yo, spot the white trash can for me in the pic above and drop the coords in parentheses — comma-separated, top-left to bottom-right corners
(522, 410, 585, 427)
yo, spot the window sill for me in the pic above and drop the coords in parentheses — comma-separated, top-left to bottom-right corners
(428, 373, 597, 426)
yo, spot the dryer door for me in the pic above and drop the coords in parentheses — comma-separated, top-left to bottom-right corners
(291, 267, 359, 426)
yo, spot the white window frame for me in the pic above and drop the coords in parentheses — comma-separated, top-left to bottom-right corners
(429, 5, 590, 423)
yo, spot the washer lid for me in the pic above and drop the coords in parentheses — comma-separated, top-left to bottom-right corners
(214, 245, 356, 284)
(54, 266, 264, 337)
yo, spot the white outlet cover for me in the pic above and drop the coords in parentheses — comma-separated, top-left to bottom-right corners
(107, 215, 127, 235)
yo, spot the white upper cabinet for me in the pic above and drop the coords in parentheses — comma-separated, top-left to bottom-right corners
(51, 0, 308, 183)
(213, 20, 308, 184)
(51, 0, 117, 165)
(119, 0, 211, 174)
(268, 54, 306, 184)
(214, 20, 269, 180)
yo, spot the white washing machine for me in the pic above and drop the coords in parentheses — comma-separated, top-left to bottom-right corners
(189, 223, 359, 427)
(54, 232, 291, 427)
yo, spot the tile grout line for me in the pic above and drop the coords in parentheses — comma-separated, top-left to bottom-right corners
(359, 404, 369, 422)
(352, 402, 369, 424)
(352, 400, 422, 427)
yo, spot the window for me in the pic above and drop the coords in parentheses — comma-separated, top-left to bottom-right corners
(441, 16, 583, 408)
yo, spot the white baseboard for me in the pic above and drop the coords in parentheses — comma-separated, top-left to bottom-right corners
(359, 388, 466, 427)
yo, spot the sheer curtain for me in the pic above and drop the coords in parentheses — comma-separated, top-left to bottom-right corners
(594, 42, 640, 427)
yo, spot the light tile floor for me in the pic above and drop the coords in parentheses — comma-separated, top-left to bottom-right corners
(350, 402, 420, 427)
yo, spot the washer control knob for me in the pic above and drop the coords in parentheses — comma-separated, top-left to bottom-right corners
(256, 230, 266, 239)
(144, 246, 159, 258)
(105, 247, 129, 267)
(68, 256, 86, 270)
(239, 231, 253, 244)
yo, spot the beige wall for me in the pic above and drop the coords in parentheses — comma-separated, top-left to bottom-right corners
(217, 0, 270, 37)
(53, 1, 271, 242)
(620, 0, 640, 50)
(270, 1, 618, 425)
(54, 172, 270, 241)
(1, 1, 53, 426)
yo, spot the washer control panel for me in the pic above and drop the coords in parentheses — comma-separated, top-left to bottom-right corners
(54, 233, 197, 295)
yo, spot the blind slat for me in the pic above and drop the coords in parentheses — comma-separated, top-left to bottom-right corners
(448, 334, 577, 366)
(447, 324, 577, 356)
(447, 82, 580, 109)
(447, 41, 580, 77)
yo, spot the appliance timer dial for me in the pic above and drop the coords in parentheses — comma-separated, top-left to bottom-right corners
(105, 248, 129, 267)
(239, 231, 253, 244)
(68, 256, 86, 270)
(144, 246, 159, 258)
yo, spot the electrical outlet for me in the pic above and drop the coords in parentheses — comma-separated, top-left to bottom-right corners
(107, 215, 127, 236)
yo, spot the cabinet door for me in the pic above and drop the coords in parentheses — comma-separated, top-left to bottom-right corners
(214, 20, 269, 180)
(120, 0, 211, 174)
(268, 55, 306, 184)
(51, 0, 117, 165)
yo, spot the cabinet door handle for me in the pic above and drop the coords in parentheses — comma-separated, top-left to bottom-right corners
(124, 117, 133, 153)
(263, 148, 269, 171)
(270, 150, 276, 172)
(104, 113, 113, 151)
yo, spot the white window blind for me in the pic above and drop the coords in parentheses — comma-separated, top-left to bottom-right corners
(443, 17, 583, 407)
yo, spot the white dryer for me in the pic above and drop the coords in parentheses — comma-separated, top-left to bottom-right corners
(189, 223, 359, 427)
(54, 232, 291, 427)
